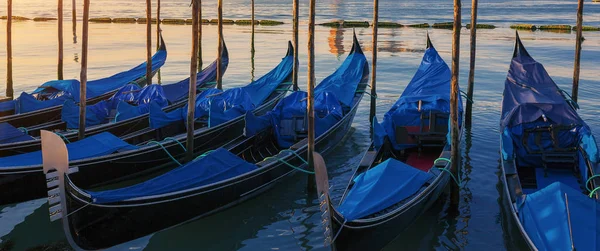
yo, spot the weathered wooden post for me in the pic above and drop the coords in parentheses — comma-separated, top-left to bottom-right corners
(6, 0, 13, 98)
(307, 0, 316, 192)
(145, 0, 152, 86)
(450, 0, 462, 207)
(216, 0, 223, 90)
(58, 0, 64, 80)
(250, 0, 255, 81)
(572, 0, 584, 103)
(465, 0, 477, 127)
(187, 0, 200, 161)
(369, 0, 378, 126)
(72, 0, 76, 43)
(197, 0, 203, 71)
(78, 0, 90, 140)
(292, 0, 299, 91)
(156, 0, 160, 50)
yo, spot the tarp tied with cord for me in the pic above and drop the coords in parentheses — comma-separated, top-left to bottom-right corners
(87, 148, 257, 203)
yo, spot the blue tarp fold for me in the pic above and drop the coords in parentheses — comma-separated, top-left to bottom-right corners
(377, 45, 462, 150)
(87, 147, 257, 203)
(0, 132, 138, 168)
(518, 182, 600, 251)
(0, 122, 34, 144)
(337, 158, 433, 221)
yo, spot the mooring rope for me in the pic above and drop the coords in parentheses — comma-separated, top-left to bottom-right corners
(264, 150, 314, 174)
(434, 158, 462, 186)
(54, 132, 71, 143)
(17, 127, 28, 135)
(146, 140, 182, 166)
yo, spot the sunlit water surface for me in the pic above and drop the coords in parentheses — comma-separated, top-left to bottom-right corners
(1, 0, 600, 250)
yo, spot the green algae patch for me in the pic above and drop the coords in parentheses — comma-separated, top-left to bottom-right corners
(89, 17, 112, 23)
(510, 24, 536, 30)
(343, 21, 369, 28)
(33, 17, 57, 21)
(162, 18, 186, 25)
(378, 22, 402, 28)
(538, 24, 571, 30)
(210, 19, 235, 24)
(259, 20, 284, 26)
(466, 23, 495, 29)
(236, 19, 259, 25)
(432, 22, 454, 29)
(319, 21, 343, 27)
(405, 23, 430, 28)
(0, 16, 31, 21)
(112, 18, 136, 23)
(137, 18, 158, 24)
(574, 26, 600, 31)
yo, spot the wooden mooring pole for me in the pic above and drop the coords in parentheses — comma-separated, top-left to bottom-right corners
(58, 0, 64, 80)
(292, 0, 299, 91)
(156, 0, 161, 50)
(216, 0, 223, 90)
(197, 0, 203, 71)
(6, 0, 13, 98)
(187, 0, 200, 161)
(72, 0, 77, 43)
(369, 0, 379, 126)
(78, 0, 90, 140)
(572, 0, 584, 103)
(250, 0, 255, 81)
(145, 0, 153, 86)
(465, 0, 478, 127)
(450, 0, 462, 207)
(307, 0, 316, 192)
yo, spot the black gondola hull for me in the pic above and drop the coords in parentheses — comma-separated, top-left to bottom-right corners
(62, 93, 363, 250)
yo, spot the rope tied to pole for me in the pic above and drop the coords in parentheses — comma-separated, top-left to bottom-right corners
(54, 132, 71, 143)
(434, 157, 462, 186)
(263, 149, 314, 174)
(194, 150, 216, 160)
(146, 140, 182, 166)
(460, 90, 474, 104)
(17, 127, 28, 135)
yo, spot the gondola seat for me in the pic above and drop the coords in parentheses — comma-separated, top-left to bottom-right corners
(521, 124, 579, 175)
(416, 111, 448, 152)
(279, 115, 308, 142)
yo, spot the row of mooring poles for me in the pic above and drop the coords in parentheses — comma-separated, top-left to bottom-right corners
(572, 0, 584, 103)
(186, 0, 201, 161)
(78, 0, 90, 140)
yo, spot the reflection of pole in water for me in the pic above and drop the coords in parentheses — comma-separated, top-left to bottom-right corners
(328, 27, 345, 57)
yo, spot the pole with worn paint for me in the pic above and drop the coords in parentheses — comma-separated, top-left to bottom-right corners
(197, 0, 203, 71)
(58, 0, 64, 80)
(145, 0, 152, 86)
(369, 0, 379, 126)
(72, 0, 76, 43)
(250, 0, 255, 82)
(307, 0, 316, 192)
(465, 0, 477, 127)
(572, 0, 584, 103)
(187, 0, 200, 161)
(450, 0, 462, 207)
(6, 0, 13, 98)
(78, 0, 90, 140)
(216, 0, 223, 90)
(292, 0, 299, 91)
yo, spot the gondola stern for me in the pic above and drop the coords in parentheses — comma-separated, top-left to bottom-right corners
(221, 36, 229, 61)
(286, 40, 294, 57)
(313, 152, 336, 247)
(158, 31, 167, 52)
(349, 30, 364, 56)
(513, 31, 531, 59)
(40, 130, 87, 251)
(426, 31, 434, 49)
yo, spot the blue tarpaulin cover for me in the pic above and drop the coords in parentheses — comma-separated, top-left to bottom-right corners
(0, 132, 137, 168)
(337, 158, 433, 221)
(87, 147, 257, 203)
(149, 48, 293, 129)
(500, 35, 598, 166)
(244, 39, 367, 148)
(518, 182, 600, 251)
(374, 43, 462, 150)
(0, 100, 15, 112)
(12, 48, 167, 114)
(0, 122, 34, 144)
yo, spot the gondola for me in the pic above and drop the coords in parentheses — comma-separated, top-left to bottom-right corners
(499, 33, 600, 250)
(40, 33, 369, 250)
(0, 42, 294, 206)
(0, 35, 168, 127)
(314, 35, 463, 251)
(0, 39, 228, 157)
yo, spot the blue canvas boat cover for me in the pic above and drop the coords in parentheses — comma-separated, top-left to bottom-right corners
(374, 43, 462, 150)
(0, 122, 34, 144)
(0, 100, 15, 112)
(87, 147, 257, 203)
(518, 182, 600, 251)
(61, 84, 169, 128)
(149, 47, 294, 129)
(337, 158, 433, 221)
(500, 35, 598, 165)
(13, 48, 167, 114)
(0, 132, 138, 168)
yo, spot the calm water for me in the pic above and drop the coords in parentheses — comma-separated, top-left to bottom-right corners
(1, 0, 600, 250)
